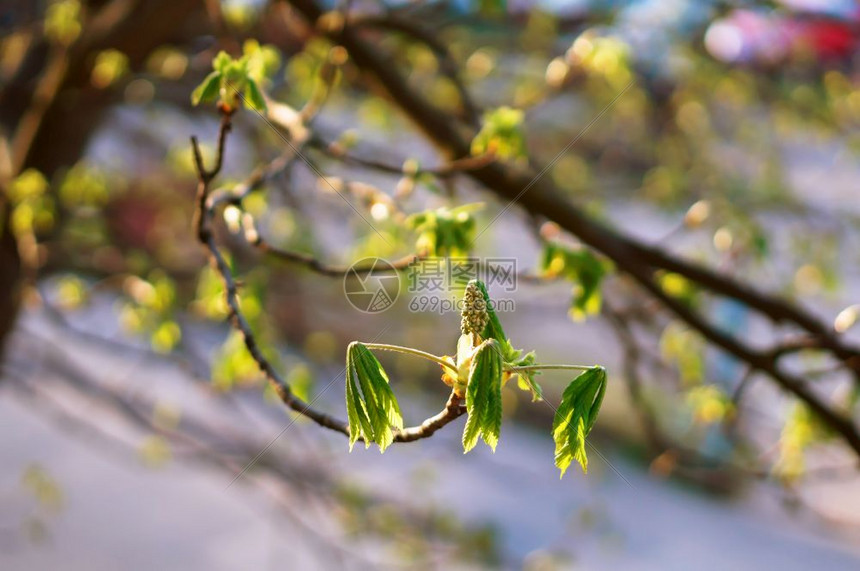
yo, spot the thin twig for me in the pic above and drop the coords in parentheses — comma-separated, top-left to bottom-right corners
(308, 135, 495, 179)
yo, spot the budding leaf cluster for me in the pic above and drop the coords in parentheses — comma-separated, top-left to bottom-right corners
(458, 280, 542, 448)
(191, 41, 280, 112)
(342, 279, 606, 477)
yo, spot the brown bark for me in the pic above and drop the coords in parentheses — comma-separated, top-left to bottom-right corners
(0, 198, 21, 356)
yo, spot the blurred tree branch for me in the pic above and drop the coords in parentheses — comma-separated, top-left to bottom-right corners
(0, 0, 205, 358)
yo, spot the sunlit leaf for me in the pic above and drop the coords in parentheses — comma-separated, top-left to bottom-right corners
(59, 162, 109, 207)
(552, 366, 606, 477)
(286, 363, 314, 402)
(509, 350, 543, 402)
(21, 464, 64, 512)
(139, 435, 171, 468)
(151, 320, 181, 353)
(243, 79, 267, 112)
(212, 330, 259, 390)
(243, 40, 281, 84)
(10, 169, 48, 202)
(463, 339, 504, 453)
(345, 343, 403, 452)
(191, 71, 222, 106)
(212, 51, 233, 74)
(91, 49, 129, 89)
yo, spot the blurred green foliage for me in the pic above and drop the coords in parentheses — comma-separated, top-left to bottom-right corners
(44, 0, 81, 45)
(405, 203, 482, 258)
(539, 243, 608, 321)
(191, 41, 281, 112)
(471, 107, 527, 162)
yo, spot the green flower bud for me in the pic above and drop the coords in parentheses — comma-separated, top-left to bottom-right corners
(461, 281, 489, 336)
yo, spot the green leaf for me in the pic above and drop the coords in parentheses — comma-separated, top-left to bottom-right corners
(243, 79, 267, 112)
(212, 51, 233, 74)
(510, 351, 543, 402)
(463, 339, 504, 453)
(345, 346, 373, 451)
(191, 71, 222, 106)
(243, 40, 281, 84)
(552, 367, 607, 477)
(344, 342, 403, 452)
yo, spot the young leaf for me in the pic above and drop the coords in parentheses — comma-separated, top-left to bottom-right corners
(191, 71, 222, 106)
(509, 350, 543, 402)
(463, 339, 504, 453)
(344, 342, 403, 452)
(243, 40, 282, 84)
(212, 51, 233, 74)
(243, 79, 267, 112)
(552, 366, 607, 477)
(345, 345, 373, 451)
(441, 333, 477, 395)
(355, 345, 403, 429)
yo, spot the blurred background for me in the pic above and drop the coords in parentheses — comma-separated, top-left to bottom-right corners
(2, 0, 860, 569)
